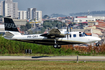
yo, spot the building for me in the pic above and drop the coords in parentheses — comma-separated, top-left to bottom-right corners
(0, 0, 18, 18)
(0, 24, 5, 35)
(36, 11, 42, 22)
(74, 16, 96, 23)
(84, 26, 102, 35)
(93, 16, 105, 20)
(27, 8, 36, 20)
(13, 19, 27, 26)
(2, 18, 27, 27)
(18, 10, 27, 19)
(0, 1, 3, 15)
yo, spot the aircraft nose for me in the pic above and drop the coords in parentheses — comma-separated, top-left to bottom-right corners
(96, 37, 101, 41)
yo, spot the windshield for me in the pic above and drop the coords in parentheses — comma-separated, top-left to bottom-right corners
(79, 32, 87, 37)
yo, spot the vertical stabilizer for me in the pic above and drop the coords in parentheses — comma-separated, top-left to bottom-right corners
(4, 17, 21, 36)
(4, 17, 19, 32)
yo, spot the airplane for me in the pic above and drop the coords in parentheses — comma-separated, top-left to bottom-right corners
(3, 17, 101, 48)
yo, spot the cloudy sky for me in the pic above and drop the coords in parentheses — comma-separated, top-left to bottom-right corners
(1, 0, 105, 15)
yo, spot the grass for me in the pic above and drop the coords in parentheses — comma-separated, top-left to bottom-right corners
(0, 61, 105, 70)
(0, 53, 105, 57)
(0, 53, 79, 56)
(1, 53, 105, 56)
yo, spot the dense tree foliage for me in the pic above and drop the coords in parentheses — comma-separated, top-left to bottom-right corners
(43, 20, 66, 29)
(41, 27, 45, 33)
(43, 15, 50, 19)
(20, 22, 31, 31)
(0, 36, 105, 55)
(26, 22, 31, 29)
(0, 36, 76, 55)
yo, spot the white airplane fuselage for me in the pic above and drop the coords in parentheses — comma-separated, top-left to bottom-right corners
(3, 17, 101, 46)
(4, 31, 101, 45)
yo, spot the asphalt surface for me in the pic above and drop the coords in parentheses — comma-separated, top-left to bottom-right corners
(0, 56, 105, 61)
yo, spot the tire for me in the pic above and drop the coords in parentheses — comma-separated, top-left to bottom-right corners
(53, 44, 57, 48)
(57, 45, 61, 49)
(53, 44, 61, 49)
(96, 43, 99, 47)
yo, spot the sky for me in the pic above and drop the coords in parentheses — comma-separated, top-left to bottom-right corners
(1, 0, 105, 16)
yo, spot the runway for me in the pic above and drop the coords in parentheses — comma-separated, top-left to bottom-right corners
(0, 56, 105, 61)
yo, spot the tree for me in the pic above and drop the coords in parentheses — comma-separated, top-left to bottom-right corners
(41, 27, 45, 33)
(20, 22, 31, 31)
(43, 20, 66, 29)
(20, 25, 27, 31)
(26, 22, 31, 29)
(43, 22, 52, 29)
(43, 15, 50, 19)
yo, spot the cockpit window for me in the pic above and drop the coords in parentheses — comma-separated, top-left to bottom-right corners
(83, 32, 87, 36)
(79, 32, 87, 37)
(73, 34, 76, 37)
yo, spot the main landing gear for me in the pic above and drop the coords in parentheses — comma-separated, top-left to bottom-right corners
(53, 39, 61, 49)
(96, 43, 99, 47)
(95, 41, 99, 47)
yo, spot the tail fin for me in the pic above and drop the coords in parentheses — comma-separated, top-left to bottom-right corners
(4, 17, 19, 32)
(4, 17, 21, 37)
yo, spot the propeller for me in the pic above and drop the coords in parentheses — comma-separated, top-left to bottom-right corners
(67, 26, 69, 39)
(66, 23, 70, 39)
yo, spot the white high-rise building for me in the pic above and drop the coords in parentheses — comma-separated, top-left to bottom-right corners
(0, 1, 3, 15)
(36, 11, 42, 22)
(27, 8, 36, 20)
(18, 11, 27, 19)
(0, 0, 18, 18)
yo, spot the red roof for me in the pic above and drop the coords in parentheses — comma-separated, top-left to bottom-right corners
(96, 20, 105, 27)
(76, 16, 87, 18)
(85, 33, 92, 36)
(82, 22, 88, 23)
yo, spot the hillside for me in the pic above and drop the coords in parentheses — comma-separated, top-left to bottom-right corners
(70, 10, 105, 16)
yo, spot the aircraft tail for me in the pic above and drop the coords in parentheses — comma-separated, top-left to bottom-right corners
(4, 17, 21, 37)
(4, 17, 19, 32)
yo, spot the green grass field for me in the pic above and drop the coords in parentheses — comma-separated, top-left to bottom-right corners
(0, 61, 105, 70)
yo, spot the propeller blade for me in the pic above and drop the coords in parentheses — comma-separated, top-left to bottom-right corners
(67, 26, 69, 39)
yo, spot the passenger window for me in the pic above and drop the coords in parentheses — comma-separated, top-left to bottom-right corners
(73, 34, 76, 37)
(70, 34, 71, 37)
(79, 34, 82, 37)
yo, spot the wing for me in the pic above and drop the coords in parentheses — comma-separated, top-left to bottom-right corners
(40, 29, 65, 38)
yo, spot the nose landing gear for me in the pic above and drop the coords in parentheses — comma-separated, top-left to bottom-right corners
(53, 39, 61, 49)
(96, 43, 99, 47)
(53, 44, 61, 49)
(95, 41, 99, 47)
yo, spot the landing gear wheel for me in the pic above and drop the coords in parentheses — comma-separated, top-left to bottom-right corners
(96, 43, 99, 47)
(54, 44, 58, 48)
(53, 38, 61, 49)
(53, 44, 61, 49)
(57, 45, 61, 49)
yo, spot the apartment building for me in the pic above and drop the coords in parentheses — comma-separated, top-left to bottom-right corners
(36, 11, 42, 22)
(74, 16, 96, 23)
(27, 8, 36, 20)
(18, 10, 27, 19)
(0, 0, 18, 18)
